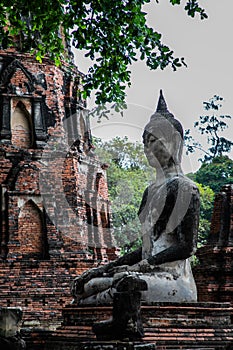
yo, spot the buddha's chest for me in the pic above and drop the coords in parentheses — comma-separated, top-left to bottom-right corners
(139, 183, 178, 258)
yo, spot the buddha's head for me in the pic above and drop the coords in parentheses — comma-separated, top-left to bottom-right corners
(143, 90, 184, 169)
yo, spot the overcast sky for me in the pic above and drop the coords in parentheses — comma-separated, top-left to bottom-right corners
(74, 0, 233, 173)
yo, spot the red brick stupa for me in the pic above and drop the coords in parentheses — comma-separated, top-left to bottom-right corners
(0, 47, 117, 329)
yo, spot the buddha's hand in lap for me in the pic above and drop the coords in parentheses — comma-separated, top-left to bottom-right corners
(71, 265, 108, 298)
(110, 259, 152, 276)
(127, 259, 153, 273)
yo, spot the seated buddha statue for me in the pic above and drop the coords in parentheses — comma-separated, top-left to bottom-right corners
(71, 90, 200, 306)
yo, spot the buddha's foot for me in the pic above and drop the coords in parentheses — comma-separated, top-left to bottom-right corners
(93, 277, 147, 341)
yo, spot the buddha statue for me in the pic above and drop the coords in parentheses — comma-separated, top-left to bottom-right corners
(71, 90, 200, 306)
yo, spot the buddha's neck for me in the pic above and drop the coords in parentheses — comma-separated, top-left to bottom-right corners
(155, 163, 183, 186)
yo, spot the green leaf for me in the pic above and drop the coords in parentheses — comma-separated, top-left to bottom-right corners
(170, 0, 181, 5)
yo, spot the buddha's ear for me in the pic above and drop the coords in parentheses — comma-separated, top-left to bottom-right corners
(172, 130, 183, 164)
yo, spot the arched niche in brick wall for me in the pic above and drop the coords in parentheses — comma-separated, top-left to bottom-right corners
(18, 200, 49, 259)
(11, 101, 34, 149)
(0, 59, 35, 94)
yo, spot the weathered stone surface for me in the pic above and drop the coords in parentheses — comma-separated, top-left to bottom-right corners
(0, 307, 25, 350)
(0, 307, 22, 337)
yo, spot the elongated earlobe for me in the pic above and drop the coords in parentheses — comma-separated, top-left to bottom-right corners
(173, 131, 183, 164)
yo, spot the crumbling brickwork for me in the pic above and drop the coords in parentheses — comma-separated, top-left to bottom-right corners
(194, 184, 233, 305)
(0, 49, 117, 328)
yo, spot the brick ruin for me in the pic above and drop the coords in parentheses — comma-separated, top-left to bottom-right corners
(194, 184, 233, 305)
(0, 48, 117, 329)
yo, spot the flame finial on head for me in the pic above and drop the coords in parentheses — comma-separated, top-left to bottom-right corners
(156, 89, 169, 114)
(148, 90, 184, 139)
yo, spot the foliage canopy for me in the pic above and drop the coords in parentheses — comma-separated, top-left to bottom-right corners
(0, 0, 207, 105)
(193, 156, 233, 193)
(185, 95, 233, 162)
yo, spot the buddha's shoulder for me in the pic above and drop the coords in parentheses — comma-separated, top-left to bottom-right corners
(167, 175, 199, 194)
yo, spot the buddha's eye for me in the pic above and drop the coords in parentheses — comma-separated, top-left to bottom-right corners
(143, 133, 159, 147)
(148, 135, 157, 143)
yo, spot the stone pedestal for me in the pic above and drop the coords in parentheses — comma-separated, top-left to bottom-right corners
(23, 303, 233, 350)
(59, 303, 233, 348)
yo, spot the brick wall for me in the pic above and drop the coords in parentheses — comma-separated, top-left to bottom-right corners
(0, 259, 96, 329)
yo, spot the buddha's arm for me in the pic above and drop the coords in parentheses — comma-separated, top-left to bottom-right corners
(147, 241, 194, 266)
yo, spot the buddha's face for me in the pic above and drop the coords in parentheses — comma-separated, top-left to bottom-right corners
(143, 132, 172, 168)
(143, 116, 183, 169)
